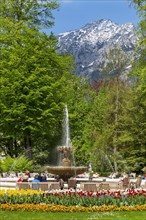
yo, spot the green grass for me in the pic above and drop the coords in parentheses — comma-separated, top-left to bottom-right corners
(0, 211, 146, 220)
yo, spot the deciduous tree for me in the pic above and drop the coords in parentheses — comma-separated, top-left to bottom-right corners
(0, 20, 73, 159)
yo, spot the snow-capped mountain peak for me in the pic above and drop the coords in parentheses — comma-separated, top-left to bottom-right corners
(57, 19, 137, 81)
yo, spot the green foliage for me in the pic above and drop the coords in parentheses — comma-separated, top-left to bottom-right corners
(126, 67, 146, 173)
(13, 155, 33, 172)
(0, 0, 59, 29)
(91, 82, 132, 173)
(132, 0, 146, 67)
(101, 46, 129, 79)
(31, 164, 47, 173)
(32, 150, 49, 167)
(64, 77, 97, 165)
(89, 47, 131, 173)
(132, 1, 146, 18)
(0, 155, 33, 172)
(0, 156, 14, 172)
(0, 18, 74, 158)
(127, 0, 146, 173)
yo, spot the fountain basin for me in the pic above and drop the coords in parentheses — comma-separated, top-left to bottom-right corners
(47, 166, 87, 181)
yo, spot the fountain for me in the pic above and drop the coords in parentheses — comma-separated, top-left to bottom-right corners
(47, 105, 87, 181)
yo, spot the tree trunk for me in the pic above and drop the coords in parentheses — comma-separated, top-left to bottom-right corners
(14, 139, 19, 157)
(6, 137, 13, 157)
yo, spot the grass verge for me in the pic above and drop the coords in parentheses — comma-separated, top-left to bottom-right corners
(0, 210, 146, 220)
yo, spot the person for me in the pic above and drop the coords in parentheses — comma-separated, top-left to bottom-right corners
(89, 172, 93, 181)
(22, 175, 29, 182)
(55, 175, 60, 181)
(25, 170, 31, 178)
(41, 173, 47, 182)
(17, 174, 23, 182)
(38, 173, 42, 182)
(32, 175, 40, 182)
(0, 173, 4, 178)
(59, 178, 64, 190)
(122, 174, 130, 189)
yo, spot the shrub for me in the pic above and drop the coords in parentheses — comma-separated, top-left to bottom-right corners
(0, 156, 33, 172)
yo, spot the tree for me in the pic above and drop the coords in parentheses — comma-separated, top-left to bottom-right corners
(97, 47, 130, 173)
(0, 20, 74, 160)
(91, 80, 134, 175)
(0, 0, 59, 29)
(129, 0, 146, 172)
(132, 0, 146, 67)
(62, 76, 96, 166)
(64, 76, 112, 170)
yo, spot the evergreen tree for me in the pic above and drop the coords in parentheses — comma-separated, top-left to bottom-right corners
(91, 81, 133, 175)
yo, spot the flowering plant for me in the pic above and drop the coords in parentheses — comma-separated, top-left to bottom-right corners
(0, 189, 145, 208)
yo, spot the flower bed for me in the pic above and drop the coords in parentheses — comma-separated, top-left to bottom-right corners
(0, 203, 146, 212)
(0, 189, 146, 212)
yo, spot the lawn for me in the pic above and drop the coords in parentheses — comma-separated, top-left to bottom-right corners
(1, 211, 146, 220)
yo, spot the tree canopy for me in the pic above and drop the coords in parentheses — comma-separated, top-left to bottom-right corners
(0, 0, 59, 29)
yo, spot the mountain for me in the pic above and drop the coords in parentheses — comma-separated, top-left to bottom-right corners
(57, 19, 137, 81)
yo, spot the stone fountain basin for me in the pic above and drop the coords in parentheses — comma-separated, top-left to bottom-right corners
(47, 166, 87, 181)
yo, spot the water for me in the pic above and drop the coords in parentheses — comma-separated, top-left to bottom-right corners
(95, 150, 130, 175)
(104, 154, 115, 173)
(60, 105, 76, 169)
(48, 104, 87, 180)
(64, 105, 77, 176)
(57, 104, 72, 166)
(72, 148, 77, 177)
(64, 104, 71, 147)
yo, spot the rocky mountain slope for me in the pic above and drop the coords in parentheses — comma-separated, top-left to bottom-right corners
(57, 19, 137, 81)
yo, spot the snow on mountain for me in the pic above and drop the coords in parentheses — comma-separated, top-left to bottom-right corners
(57, 19, 137, 81)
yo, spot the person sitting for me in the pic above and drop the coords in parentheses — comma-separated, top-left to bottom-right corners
(41, 173, 47, 182)
(122, 175, 130, 189)
(17, 174, 23, 182)
(32, 175, 40, 182)
(37, 173, 42, 182)
(22, 175, 29, 182)
(25, 170, 31, 178)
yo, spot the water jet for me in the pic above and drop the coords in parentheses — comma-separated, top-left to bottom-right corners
(47, 105, 87, 181)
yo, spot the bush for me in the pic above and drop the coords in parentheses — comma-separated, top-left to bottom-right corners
(0, 156, 33, 172)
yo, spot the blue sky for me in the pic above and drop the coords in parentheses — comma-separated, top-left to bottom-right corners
(47, 0, 139, 35)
